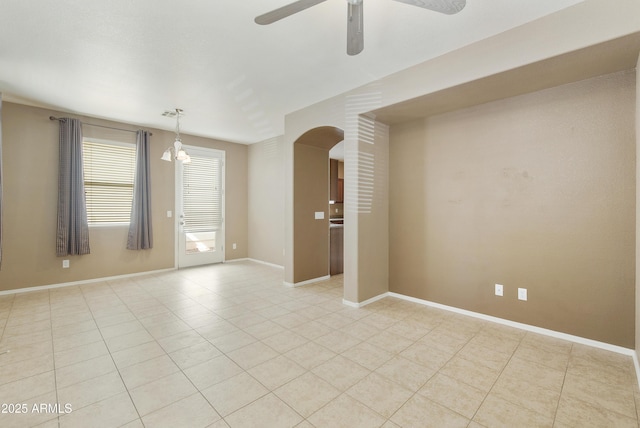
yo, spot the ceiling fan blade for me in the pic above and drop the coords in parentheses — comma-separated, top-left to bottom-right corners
(347, 2, 364, 56)
(255, 0, 328, 25)
(392, 0, 466, 15)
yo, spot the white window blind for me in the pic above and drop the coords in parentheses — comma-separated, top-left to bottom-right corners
(182, 155, 222, 233)
(82, 140, 135, 225)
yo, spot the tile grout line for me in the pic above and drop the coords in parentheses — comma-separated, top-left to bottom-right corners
(321, 313, 450, 425)
(1, 290, 60, 426)
(217, 298, 341, 425)
(202, 275, 359, 425)
(109, 274, 219, 425)
(107, 272, 254, 426)
(466, 326, 526, 424)
(47, 289, 62, 428)
(421, 319, 486, 425)
(0, 293, 16, 351)
(72, 278, 146, 426)
(550, 341, 573, 427)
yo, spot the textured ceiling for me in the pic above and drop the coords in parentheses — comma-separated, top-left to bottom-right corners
(0, 0, 582, 144)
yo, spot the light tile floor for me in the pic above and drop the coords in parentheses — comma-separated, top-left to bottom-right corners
(0, 261, 638, 427)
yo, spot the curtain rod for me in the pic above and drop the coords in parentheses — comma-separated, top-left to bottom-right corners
(49, 116, 153, 136)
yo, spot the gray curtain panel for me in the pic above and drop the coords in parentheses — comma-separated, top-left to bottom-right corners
(127, 130, 153, 250)
(56, 118, 90, 256)
(0, 93, 3, 269)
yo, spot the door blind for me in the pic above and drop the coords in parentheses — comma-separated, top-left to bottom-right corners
(182, 154, 222, 233)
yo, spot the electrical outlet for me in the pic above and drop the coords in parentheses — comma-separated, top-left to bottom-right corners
(232, 243, 237, 250)
(518, 288, 527, 301)
(62, 260, 70, 268)
(495, 284, 503, 296)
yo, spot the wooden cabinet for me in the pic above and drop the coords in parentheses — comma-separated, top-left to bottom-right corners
(330, 159, 344, 203)
(330, 226, 344, 275)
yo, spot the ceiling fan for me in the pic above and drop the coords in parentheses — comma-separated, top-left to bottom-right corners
(255, 0, 466, 56)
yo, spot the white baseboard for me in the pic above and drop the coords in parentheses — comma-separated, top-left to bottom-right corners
(391, 292, 640, 386)
(246, 258, 284, 269)
(224, 258, 249, 263)
(284, 275, 331, 288)
(345, 291, 635, 359)
(343, 292, 388, 308)
(387, 292, 635, 357)
(0, 268, 176, 296)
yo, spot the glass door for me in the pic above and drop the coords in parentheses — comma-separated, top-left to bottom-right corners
(176, 146, 225, 268)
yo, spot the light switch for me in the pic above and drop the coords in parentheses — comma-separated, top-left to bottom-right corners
(315, 211, 324, 220)
(167, 211, 172, 218)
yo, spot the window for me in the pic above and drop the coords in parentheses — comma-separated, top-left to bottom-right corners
(82, 139, 135, 225)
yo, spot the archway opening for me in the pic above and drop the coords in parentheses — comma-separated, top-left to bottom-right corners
(293, 126, 344, 284)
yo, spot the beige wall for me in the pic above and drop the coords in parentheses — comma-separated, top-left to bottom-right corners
(248, 136, 285, 266)
(293, 143, 330, 283)
(0, 102, 247, 291)
(389, 71, 636, 348)
(283, 0, 640, 307)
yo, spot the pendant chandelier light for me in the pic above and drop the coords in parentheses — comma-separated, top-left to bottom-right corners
(161, 108, 191, 163)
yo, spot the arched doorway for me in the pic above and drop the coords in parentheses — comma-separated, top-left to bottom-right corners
(292, 126, 344, 284)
